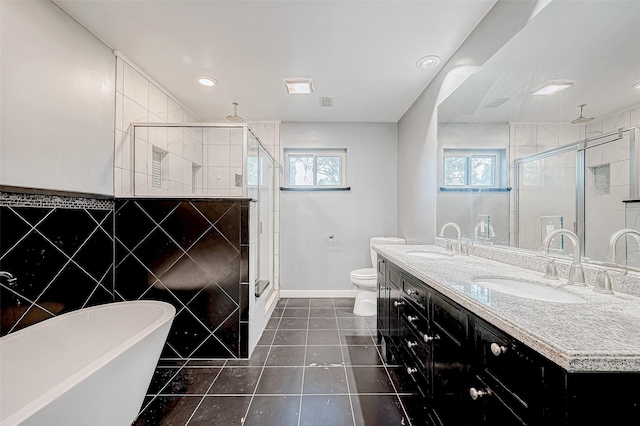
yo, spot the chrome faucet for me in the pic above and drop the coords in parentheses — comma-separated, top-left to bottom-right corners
(609, 229, 640, 265)
(439, 222, 463, 253)
(542, 229, 586, 286)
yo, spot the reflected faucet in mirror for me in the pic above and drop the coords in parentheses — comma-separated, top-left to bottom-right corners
(440, 222, 463, 253)
(609, 229, 640, 266)
(542, 229, 585, 286)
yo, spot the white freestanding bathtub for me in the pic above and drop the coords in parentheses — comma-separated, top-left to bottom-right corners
(0, 301, 175, 426)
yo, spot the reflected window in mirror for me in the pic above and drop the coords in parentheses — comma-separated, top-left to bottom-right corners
(443, 148, 505, 188)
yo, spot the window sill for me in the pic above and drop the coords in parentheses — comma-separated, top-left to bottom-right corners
(439, 187, 511, 192)
(280, 187, 351, 191)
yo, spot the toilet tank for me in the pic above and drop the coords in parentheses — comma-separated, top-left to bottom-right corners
(369, 237, 406, 266)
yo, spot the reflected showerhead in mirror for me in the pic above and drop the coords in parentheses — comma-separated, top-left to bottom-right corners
(226, 102, 244, 122)
(571, 104, 594, 124)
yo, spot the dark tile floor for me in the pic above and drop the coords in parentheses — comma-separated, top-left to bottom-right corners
(133, 298, 424, 426)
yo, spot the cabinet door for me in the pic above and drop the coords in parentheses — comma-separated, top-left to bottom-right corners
(430, 293, 469, 426)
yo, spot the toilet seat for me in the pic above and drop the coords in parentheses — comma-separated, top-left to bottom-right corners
(350, 268, 376, 280)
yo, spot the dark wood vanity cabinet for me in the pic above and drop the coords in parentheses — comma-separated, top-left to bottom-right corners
(376, 256, 640, 426)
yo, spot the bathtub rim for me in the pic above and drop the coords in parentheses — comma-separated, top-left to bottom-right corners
(0, 300, 176, 426)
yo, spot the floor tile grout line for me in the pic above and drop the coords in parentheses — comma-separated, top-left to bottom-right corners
(136, 361, 189, 420)
(184, 361, 227, 426)
(334, 299, 358, 426)
(240, 297, 287, 424)
(366, 319, 415, 426)
(296, 300, 311, 426)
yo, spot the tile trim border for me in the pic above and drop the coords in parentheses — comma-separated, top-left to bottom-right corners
(1, 189, 114, 210)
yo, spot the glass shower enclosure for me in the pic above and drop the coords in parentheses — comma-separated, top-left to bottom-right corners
(130, 121, 277, 311)
(515, 126, 640, 265)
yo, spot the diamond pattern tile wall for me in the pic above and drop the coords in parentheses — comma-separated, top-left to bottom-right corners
(114, 199, 250, 358)
(0, 198, 114, 336)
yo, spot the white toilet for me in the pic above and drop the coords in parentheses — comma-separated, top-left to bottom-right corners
(350, 237, 406, 316)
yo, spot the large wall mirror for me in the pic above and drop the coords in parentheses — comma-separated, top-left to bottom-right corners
(437, 1, 640, 267)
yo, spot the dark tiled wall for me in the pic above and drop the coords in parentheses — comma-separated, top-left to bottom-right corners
(114, 199, 250, 359)
(0, 192, 114, 336)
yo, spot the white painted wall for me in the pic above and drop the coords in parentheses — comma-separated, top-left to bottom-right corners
(397, 0, 550, 244)
(1, 0, 115, 195)
(280, 123, 397, 294)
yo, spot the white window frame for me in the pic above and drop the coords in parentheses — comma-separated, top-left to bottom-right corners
(283, 148, 348, 189)
(442, 148, 506, 189)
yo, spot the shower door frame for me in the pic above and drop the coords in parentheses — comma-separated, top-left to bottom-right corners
(514, 125, 639, 254)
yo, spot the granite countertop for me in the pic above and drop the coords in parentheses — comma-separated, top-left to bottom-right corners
(374, 244, 640, 372)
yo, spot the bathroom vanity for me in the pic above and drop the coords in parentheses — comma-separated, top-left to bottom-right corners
(375, 245, 640, 426)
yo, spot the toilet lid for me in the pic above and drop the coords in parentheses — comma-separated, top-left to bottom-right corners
(350, 268, 376, 280)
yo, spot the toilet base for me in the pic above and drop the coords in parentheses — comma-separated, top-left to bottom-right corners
(353, 288, 377, 316)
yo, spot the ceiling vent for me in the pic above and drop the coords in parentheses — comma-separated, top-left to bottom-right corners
(320, 97, 333, 107)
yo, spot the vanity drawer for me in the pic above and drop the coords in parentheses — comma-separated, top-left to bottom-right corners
(431, 292, 467, 346)
(378, 258, 386, 275)
(402, 315, 431, 371)
(402, 272, 428, 312)
(474, 319, 544, 416)
(401, 302, 429, 339)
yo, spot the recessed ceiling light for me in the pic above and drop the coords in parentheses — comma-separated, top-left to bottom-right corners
(283, 78, 314, 94)
(530, 79, 575, 96)
(633, 82, 640, 90)
(416, 55, 441, 69)
(197, 76, 217, 87)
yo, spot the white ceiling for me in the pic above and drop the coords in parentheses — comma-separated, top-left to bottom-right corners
(438, 1, 640, 125)
(54, 0, 496, 123)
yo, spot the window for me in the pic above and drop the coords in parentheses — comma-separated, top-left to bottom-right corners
(283, 149, 348, 189)
(442, 149, 505, 189)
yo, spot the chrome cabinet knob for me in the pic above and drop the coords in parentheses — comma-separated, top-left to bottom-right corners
(407, 315, 418, 323)
(407, 367, 418, 375)
(423, 333, 440, 343)
(490, 343, 507, 356)
(407, 341, 418, 349)
(406, 289, 418, 296)
(469, 387, 491, 400)
(394, 301, 404, 307)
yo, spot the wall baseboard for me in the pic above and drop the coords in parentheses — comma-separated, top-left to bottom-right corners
(279, 290, 357, 298)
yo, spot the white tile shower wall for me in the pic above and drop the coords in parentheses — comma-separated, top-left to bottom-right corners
(509, 123, 584, 247)
(114, 55, 202, 196)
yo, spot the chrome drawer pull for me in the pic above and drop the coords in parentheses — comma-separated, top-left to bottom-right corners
(394, 301, 404, 307)
(407, 367, 418, 375)
(469, 387, 492, 400)
(423, 333, 440, 343)
(490, 343, 507, 356)
(407, 341, 418, 349)
(407, 315, 418, 323)
(379, 286, 388, 290)
(406, 289, 418, 296)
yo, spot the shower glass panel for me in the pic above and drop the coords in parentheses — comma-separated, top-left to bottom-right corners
(584, 132, 631, 263)
(258, 144, 274, 292)
(516, 148, 577, 254)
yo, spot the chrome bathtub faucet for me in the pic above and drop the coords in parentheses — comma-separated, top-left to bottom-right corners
(0, 271, 17, 285)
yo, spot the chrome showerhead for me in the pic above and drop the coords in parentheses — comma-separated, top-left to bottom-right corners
(226, 102, 244, 122)
(571, 104, 594, 124)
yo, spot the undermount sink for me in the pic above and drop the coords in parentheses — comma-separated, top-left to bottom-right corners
(471, 278, 586, 304)
(406, 251, 455, 259)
